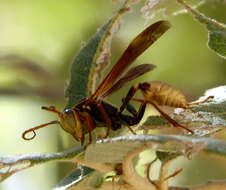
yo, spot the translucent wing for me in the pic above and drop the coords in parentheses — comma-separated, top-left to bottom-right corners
(90, 20, 171, 101)
(101, 64, 156, 98)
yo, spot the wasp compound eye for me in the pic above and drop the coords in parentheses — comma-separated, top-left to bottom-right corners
(63, 109, 73, 114)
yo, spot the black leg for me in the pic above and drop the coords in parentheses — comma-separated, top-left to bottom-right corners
(119, 84, 139, 113)
(119, 83, 147, 126)
(122, 97, 137, 117)
(119, 103, 146, 135)
(119, 102, 146, 126)
(130, 103, 146, 125)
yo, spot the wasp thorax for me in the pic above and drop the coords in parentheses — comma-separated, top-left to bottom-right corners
(60, 109, 83, 141)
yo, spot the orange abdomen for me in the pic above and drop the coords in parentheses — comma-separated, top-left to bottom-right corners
(140, 81, 187, 108)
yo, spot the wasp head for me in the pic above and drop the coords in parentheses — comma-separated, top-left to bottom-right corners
(60, 109, 83, 141)
(22, 106, 83, 143)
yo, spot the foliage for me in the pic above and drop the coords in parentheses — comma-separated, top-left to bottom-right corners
(64, 4, 130, 109)
(0, 0, 226, 190)
(177, 0, 226, 59)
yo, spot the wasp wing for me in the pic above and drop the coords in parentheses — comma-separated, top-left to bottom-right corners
(90, 20, 171, 101)
(101, 64, 156, 98)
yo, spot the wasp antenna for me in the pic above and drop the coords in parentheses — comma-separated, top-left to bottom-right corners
(22, 120, 60, 140)
(41, 106, 63, 118)
(22, 129, 36, 140)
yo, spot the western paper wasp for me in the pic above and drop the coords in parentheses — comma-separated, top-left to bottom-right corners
(22, 21, 171, 144)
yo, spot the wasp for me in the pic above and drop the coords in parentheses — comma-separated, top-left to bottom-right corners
(22, 20, 171, 145)
(121, 81, 214, 133)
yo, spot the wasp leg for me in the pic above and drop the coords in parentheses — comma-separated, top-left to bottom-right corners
(97, 102, 112, 138)
(129, 103, 146, 134)
(119, 84, 145, 122)
(119, 83, 147, 117)
(119, 84, 147, 134)
(118, 113, 137, 134)
(119, 102, 146, 135)
(81, 126, 85, 145)
(129, 103, 146, 125)
(120, 84, 140, 113)
(187, 95, 214, 106)
(149, 101, 193, 134)
(122, 97, 138, 117)
(85, 113, 96, 144)
(132, 98, 194, 134)
(121, 83, 194, 134)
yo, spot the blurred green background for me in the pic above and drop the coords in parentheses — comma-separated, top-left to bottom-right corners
(0, 0, 225, 189)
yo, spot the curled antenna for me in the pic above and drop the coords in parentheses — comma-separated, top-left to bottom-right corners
(22, 120, 60, 140)
(22, 106, 62, 140)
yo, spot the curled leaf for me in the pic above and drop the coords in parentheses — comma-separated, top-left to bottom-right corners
(85, 134, 226, 163)
(0, 146, 84, 182)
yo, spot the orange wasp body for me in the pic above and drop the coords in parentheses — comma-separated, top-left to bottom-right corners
(121, 81, 213, 133)
(140, 81, 188, 108)
(22, 21, 171, 144)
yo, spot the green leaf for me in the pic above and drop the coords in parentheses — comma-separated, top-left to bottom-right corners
(142, 86, 226, 137)
(0, 146, 84, 182)
(64, 20, 112, 109)
(143, 115, 170, 126)
(179, 86, 226, 134)
(85, 134, 226, 163)
(64, 2, 131, 109)
(55, 166, 94, 190)
(177, 0, 226, 58)
(156, 151, 181, 163)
